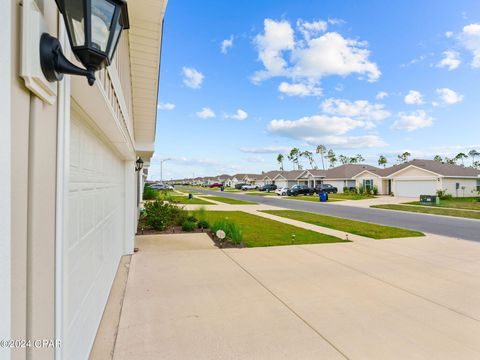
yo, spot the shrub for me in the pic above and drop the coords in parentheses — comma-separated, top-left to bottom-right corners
(197, 219, 210, 229)
(372, 185, 378, 195)
(143, 185, 157, 200)
(357, 184, 365, 195)
(144, 200, 187, 231)
(436, 189, 452, 200)
(181, 221, 196, 232)
(187, 215, 198, 223)
(342, 187, 349, 193)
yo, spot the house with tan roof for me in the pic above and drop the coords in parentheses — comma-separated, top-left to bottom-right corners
(353, 160, 480, 197)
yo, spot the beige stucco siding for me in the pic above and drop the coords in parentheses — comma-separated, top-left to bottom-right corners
(441, 178, 480, 197)
(391, 166, 438, 179)
(355, 173, 387, 194)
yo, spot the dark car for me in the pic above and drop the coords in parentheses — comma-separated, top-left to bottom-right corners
(259, 184, 277, 192)
(235, 183, 248, 189)
(209, 183, 223, 188)
(315, 183, 338, 194)
(287, 184, 315, 196)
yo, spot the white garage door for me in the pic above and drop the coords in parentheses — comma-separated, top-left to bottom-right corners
(64, 110, 125, 360)
(274, 179, 288, 188)
(395, 180, 437, 198)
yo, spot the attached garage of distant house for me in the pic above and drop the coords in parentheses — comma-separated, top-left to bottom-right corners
(389, 166, 440, 197)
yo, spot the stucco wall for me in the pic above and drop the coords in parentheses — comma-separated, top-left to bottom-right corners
(441, 178, 480, 197)
(392, 166, 438, 179)
(355, 173, 386, 194)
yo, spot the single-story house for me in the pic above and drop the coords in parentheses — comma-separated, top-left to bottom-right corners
(353, 160, 480, 197)
(271, 170, 306, 188)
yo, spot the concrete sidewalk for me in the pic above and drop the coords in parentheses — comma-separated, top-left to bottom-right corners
(113, 233, 480, 360)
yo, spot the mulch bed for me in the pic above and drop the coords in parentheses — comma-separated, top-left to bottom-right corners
(136, 226, 242, 248)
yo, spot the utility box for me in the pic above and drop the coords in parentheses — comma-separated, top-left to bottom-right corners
(419, 195, 439, 205)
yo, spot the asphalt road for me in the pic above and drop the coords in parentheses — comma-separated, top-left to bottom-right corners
(179, 187, 480, 241)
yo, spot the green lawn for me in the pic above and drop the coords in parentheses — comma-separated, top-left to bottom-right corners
(244, 191, 277, 196)
(204, 196, 257, 205)
(372, 204, 480, 220)
(261, 210, 424, 239)
(405, 197, 480, 210)
(283, 195, 342, 202)
(163, 195, 215, 205)
(204, 211, 346, 247)
(329, 193, 376, 200)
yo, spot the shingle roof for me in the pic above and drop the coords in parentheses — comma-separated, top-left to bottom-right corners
(323, 164, 381, 179)
(272, 170, 306, 180)
(381, 159, 480, 177)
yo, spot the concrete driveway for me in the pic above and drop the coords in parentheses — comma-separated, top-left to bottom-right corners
(113, 234, 480, 360)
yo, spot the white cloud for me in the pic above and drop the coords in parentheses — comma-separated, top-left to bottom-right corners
(228, 109, 248, 120)
(278, 81, 322, 97)
(436, 88, 464, 104)
(221, 35, 234, 54)
(392, 110, 433, 131)
(252, 19, 295, 82)
(437, 50, 461, 70)
(297, 19, 328, 40)
(316, 135, 387, 148)
(376, 91, 388, 100)
(182, 67, 204, 89)
(445, 31, 454, 38)
(239, 146, 291, 154)
(252, 19, 381, 90)
(245, 156, 265, 163)
(459, 23, 480, 68)
(157, 102, 175, 110)
(404, 90, 424, 105)
(196, 107, 215, 119)
(321, 98, 390, 125)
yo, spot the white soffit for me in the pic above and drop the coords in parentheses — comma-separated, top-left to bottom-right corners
(128, 0, 168, 144)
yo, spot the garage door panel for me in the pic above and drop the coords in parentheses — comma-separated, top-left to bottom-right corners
(65, 109, 125, 360)
(395, 180, 437, 198)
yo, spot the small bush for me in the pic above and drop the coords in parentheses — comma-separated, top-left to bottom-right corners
(187, 215, 198, 223)
(436, 189, 452, 200)
(211, 218, 244, 245)
(366, 187, 372, 195)
(343, 187, 349, 193)
(143, 185, 157, 200)
(372, 185, 378, 195)
(357, 184, 365, 195)
(181, 221, 196, 232)
(197, 219, 210, 229)
(144, 200, 187, 231)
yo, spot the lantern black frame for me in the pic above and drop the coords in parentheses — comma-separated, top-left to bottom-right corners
(135, 158, 144, 172)
(40, 0, 129, 86)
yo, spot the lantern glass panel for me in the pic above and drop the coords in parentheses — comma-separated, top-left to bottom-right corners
(91, 0, 116, 52)
(108, 12, 123, 60)
(64, 0, 85, 47)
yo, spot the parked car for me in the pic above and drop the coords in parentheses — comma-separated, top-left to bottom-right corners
(287, 184, 315, 196)
(234, 183, 248, 189)
(259, 184, 277, 192)
(275, 187, 289, 196)
(315, 184, 338, 194)
(241, 184, 259, 191)
(209, 183, 223, 188)
(150, 183, 173, 191)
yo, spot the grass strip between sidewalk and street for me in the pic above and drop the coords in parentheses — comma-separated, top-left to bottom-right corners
(372, 204, 480, 220)
(203, 211, 346, 247)
(204, 196, 257, 205)
(261, 210, 424, 239)
(165, 195, 216, 205)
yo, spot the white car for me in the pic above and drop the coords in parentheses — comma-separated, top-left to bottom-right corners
(275, 187, 289, 196)
(241, 184, 258, 191)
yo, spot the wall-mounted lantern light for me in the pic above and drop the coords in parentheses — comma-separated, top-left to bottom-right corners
(40, 0, 129, 86)
(135, 157, 144, 172)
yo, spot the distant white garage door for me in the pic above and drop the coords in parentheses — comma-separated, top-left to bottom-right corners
(64, 109, 125, 360)
(395, 180, 437, 198)
(274, 179, 288, 188)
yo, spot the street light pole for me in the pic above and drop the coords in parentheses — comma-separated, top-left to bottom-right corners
(160, 158, 171, 184)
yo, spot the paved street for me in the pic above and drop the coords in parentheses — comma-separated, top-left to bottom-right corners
(179, 187, 480, 241)
(113, 233, 480, 360)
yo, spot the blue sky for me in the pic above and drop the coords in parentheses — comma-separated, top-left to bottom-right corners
(149, 0, 480, 180)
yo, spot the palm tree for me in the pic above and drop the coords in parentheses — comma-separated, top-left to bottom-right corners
(433, 155, 443, 162)
(339, 155, 350, 165)
(277, 154, 284, 171)
(378, 155, 387, 168)
(397, 151, 411, 163)
(301, 150, 317, 169)
(444, 157, 456, 164)
(316, 145, 326, 170)
(468, 149, 480, 166)
(455, 152, 468, 166)
(349, 157, 358, 164)
(288, 148, 300, 170)
(355, 154, 365, 163)
(327, 149, 337, 168)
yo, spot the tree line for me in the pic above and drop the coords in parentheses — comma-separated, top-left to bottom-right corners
(275, 147, 480, 171)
